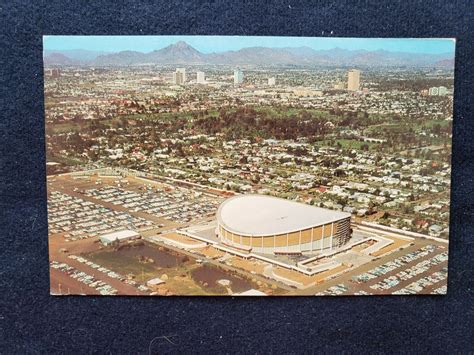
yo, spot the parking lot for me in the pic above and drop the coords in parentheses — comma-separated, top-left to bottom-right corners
(310, 243, 448, 295)
(50, 260, 120, 295)
(68, 254, 151, 293)
(368, 250, 447, 292)
(48, 191, 154, 241)
(393, 267, 448, 294)
(83, 185, 221, 224)
(47, 172, 449, 296)
(47, 173, 228, 295)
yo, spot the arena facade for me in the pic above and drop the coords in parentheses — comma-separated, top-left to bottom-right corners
(216, 195, 352, 254)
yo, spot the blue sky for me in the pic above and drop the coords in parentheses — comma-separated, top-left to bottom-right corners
(43, 36, 455, 54)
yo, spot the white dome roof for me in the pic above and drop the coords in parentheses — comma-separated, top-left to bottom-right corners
(217, 194, 350, 237)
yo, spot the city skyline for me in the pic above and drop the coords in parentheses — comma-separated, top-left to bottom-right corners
(44, 35, 454, 297)
(43, 36, 456, 55)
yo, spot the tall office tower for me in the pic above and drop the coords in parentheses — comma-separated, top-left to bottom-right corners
(268, 77, 276, 86)
(196, 71, 205, 84)
(173, 68, 185, 85)
(51, 68, 61, 78)
(234, 69, 244, 85)
(176, 68, 186, 83)
(347, 69, 361, 91)
(172, 71, 184, 85)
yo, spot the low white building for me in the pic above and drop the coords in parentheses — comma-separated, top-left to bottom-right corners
(99, 229, 140, 245)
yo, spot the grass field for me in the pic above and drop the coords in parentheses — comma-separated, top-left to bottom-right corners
(85, 250, 158, 282)
(82, 244, 228, 295)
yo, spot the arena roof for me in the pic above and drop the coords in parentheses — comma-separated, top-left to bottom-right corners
(217, 195, 350, 237)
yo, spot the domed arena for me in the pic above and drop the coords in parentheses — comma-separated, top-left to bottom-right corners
(216, 195, 352, 254)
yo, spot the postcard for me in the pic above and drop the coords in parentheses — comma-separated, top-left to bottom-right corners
(44, 36, 454, 296)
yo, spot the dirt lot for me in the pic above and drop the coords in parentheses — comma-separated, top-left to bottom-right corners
(370, 236, 412, 257)
(160, 232, 205, 246)
(227, 256, 268, 274)
(194, 246, 225, 259)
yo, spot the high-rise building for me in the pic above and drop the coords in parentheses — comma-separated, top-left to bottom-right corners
(176, 68, 186, 82)
(268, 77, 276, 86)
(196, 71, 205, 84)
(234, 69, 244, 85)
(172, 68, 185, 85)
(347, 69, 361, 91)
(172, 72, 183, 85)
(51, 68, 61, 78)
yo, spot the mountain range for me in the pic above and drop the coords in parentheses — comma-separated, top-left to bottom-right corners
(44, 41, 454, 68)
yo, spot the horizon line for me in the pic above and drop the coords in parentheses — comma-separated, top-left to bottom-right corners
(43, 44, 456, 57)
(43, 36, 456, 55)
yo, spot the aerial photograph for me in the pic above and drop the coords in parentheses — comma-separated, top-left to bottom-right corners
(43, 36, 454, 296)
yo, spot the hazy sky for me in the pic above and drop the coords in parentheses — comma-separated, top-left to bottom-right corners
(43, 36, 455, 54)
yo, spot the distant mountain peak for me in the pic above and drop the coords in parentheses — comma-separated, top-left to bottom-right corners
(44, 52, 77, 65)
(174, 40, 191, 48)
(44, 42, 456, 68)
(144, 41, 204, 63)
(45, 52, 68, 59)
(434, 58, 455, 68)
(161, 41, 199, 52)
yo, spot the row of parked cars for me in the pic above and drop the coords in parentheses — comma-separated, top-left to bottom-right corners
(432, 284, 447, 295)
(313, 245, 448, 296)
(352, 244, 439, 283)
(68, 255, 150, 293)
(369, 252, 448, 291)
(315, 284, 349, 296)
(48, 191, 153, 241)
(392, 267, 448, 294)
(50, 260, 118, 295)
(84, 185, 221, 224)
